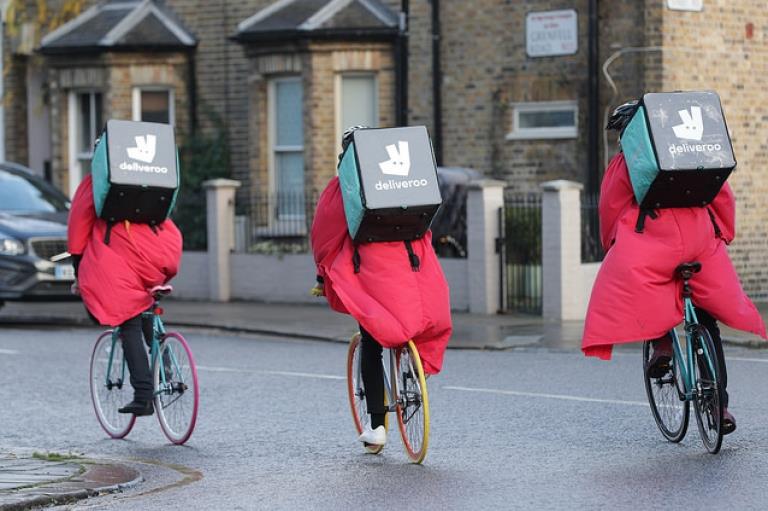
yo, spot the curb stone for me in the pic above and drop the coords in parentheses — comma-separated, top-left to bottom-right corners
(0, 459, 141, 511)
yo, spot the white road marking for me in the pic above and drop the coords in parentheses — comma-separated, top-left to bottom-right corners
(444, 385, 649, 407)
(0, 348, 19, 355)
(196, 364, 344, 380)
(728, 356, 768, 364)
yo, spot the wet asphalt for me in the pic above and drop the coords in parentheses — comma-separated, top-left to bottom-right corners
(2, 326, 768, 510)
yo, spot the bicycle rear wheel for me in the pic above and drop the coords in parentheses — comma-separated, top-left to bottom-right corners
(346, 333, 387, 454)
(154, 332, 199, 445)
(643, 337, 688, 442)
(395, 341, 430, 464)
(691, 325, 724, 454)
(90, 330, 136, 439)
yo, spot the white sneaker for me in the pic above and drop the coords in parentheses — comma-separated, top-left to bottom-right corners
(358, 425, 386, 446)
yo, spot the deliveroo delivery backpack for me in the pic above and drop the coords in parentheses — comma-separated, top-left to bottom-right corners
(91, 119, 179, 236)
(620, 91, 736, 210)
(337, 126, 442, 246)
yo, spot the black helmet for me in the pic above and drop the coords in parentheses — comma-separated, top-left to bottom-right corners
(338, 125, 369, 166)
(341, 125, 369, 150)
(606, 100, 639, 133)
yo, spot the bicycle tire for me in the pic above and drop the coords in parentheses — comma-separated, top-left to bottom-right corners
(90, 330, 136, 439)
(154, 332, 199, 445)
(643, 337, 689, 442)
(345, 333, 387, 454)
(395, 340, 430, 464)
(691, 325, 724, 454)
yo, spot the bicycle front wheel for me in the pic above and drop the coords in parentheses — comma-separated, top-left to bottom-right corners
(643, 337, 688, 442)
(395, 340, 430, 464)
(90, 330, 136, 439)
(154, 332, 199, 445)
(691, 325, 724, 454)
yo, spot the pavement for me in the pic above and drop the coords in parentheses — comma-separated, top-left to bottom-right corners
(0, 452, 140, 510)
(1, 298, 767, 351)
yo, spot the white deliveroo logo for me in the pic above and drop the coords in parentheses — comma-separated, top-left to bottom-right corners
(378, 141, 411, 176)
(374, 140, 429, 191)
(667, 105, 723, 157)
(120, 133, 169, 174)
(672, 106, 704, 141)
(127, 134, 157, 163)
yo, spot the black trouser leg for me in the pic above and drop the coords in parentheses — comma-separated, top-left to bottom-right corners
(121, 315, 154, 402)
(142, 315, 154, 348)
(696, 307, 729, 408)
(360, 326, 386, 429)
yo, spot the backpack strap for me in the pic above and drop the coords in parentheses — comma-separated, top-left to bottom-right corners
(103, 221, 114, 245)
(404, 240, 420, 272)
(352, 245, 361, 274)
(706, 207, 723, 239)
(634, 209, 658, 233)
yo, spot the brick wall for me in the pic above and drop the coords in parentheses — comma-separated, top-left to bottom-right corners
(405, 1, 597, 191)
(653, 1, 768, 297)
(4, 55, 30, 167)
(165, 0, 270, 209)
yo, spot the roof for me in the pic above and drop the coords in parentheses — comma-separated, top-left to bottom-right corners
(39, 0, 196, 54)
(234, 0, 399, 43)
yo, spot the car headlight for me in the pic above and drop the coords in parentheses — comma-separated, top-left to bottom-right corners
(0, 234, 25, 256)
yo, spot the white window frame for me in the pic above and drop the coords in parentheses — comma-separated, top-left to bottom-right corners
(334, 72, 379, 151)
(506, 100, 579, 140)
(132, 86, 175, 125)
(267, 76, 304, 222)
(67, 90, 102, 196)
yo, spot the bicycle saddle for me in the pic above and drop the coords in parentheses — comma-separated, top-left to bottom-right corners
(675, 262, 702, 280)
(150, 285, 174, 298)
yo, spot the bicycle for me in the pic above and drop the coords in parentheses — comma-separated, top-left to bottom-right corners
(89, 285, 199, 445)
(642, 262, 725, 454)
(346, 333, 430, 464)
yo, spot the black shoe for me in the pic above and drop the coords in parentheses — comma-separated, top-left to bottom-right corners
(647, 337, 673, 378)
(722, 409, 736, 435)
(118, 400, 154, 416)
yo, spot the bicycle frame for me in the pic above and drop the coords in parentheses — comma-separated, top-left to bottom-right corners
(104, 303, 183, 396)
(669, 296, 718, 401)
(354, 346, 401, 413)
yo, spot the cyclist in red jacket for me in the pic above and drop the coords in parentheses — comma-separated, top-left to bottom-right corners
(583, 102, 767, 434)
(311, 127, 452, 448)
(68, 174, 182, 416)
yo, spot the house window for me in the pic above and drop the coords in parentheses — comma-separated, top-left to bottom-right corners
(337, 74, 378, 144)
(132, 87, 174, 124)
(68, 91, 103, 194)
(269, 77, 305, 219)
(506, 101, 578, 140)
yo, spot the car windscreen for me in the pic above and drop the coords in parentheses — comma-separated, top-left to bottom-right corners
(0, 169, 69, 213)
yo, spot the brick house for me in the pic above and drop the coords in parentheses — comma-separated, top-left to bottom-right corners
(2, 0, 768, 298)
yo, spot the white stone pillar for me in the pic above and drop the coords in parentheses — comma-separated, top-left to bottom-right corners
(466, 179, 505, 314)
(541, 180, 583, 320)
(203, 179, 241, 302)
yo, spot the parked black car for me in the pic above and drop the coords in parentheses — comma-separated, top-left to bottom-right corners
(0, 163, 74, 307)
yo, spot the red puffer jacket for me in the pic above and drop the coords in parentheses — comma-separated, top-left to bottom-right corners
(311, 176, 452, 374)
(582, 153, 766, 359)
(67, 175, 183, 326)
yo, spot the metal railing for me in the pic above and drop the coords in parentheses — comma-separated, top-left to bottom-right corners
(500, 192, 542, 314)
(236, 190, 467, 257)
(238, 191, 319, 254)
